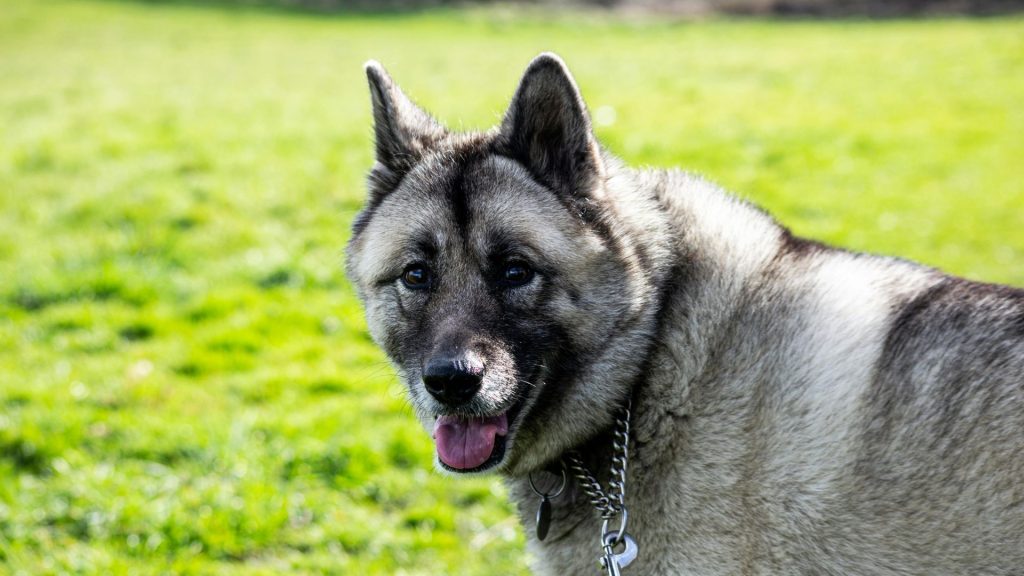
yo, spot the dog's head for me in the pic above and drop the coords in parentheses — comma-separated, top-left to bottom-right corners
(345, 54, 669, 477)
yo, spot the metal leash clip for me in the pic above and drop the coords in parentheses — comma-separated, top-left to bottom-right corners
(600, 530, 638, 576)
(599, 508, 637, 575)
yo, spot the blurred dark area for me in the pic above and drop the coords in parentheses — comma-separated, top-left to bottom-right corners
(174, 0, 1024, 16)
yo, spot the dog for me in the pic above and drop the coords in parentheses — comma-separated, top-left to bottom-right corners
(344, 53, 1024, 575)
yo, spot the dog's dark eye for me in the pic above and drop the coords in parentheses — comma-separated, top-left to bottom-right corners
(502, 261, 534, 287)
(401, 264, 431, 290)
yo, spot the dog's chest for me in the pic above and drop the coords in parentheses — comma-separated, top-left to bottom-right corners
(508, 443, 760, 576)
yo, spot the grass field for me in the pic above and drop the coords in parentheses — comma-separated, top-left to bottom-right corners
(1, 0, 1022, 573)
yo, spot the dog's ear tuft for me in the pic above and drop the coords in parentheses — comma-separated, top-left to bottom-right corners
(364, 60, 446, 179)
(496, 53, 603, 198)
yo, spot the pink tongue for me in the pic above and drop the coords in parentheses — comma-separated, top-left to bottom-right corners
(432, 413, 509, 470)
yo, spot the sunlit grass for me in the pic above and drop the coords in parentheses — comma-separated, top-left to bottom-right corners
(1, 0, 1021, 573)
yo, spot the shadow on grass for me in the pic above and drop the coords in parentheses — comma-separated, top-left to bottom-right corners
(104, 0, 463, 21)
(109, 0, 1024, 20)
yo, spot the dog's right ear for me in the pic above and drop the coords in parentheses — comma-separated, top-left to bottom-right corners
(364, 61, 446, 183)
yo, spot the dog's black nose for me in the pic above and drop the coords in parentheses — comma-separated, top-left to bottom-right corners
(422, 356, 483, 406)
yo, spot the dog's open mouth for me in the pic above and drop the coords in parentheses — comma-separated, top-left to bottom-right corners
(432, 399, 528, 473)
(432, 412, 509, 472)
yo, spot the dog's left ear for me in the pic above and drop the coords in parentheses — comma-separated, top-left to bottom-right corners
(497, 53, 604, 198)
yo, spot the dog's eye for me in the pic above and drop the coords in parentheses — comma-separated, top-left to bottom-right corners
(501, 261, 534, 287)
(401, 264, 431, 290)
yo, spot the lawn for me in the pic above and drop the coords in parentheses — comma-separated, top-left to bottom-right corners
(0, 1, 1021, 574)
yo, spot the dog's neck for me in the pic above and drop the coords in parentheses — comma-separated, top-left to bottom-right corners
(503, 166, 785, 550)
(617, 168, 784, 470)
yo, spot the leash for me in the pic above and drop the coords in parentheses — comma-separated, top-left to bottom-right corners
(529, 399, 637, 575)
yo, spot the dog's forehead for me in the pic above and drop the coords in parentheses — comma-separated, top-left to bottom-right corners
(380, 154, 579, 241)
(464, 157, 570, 222)
(461, 157, 585, 254)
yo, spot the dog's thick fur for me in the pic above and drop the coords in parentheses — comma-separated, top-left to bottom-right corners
(345, 54, 1024, 574)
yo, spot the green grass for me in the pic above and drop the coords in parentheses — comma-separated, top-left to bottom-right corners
(1, 1, 1022, 573)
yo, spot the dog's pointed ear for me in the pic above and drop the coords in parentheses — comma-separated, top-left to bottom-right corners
(496, 53, 603, 197)
(365, 60, 446, 177)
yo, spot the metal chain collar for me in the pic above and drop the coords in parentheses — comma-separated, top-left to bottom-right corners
(563, 399, 637, 574)
(529, 398, 637, 574)
(564, 398, 631, 523)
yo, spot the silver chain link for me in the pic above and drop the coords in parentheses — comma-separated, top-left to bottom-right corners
(563, 399, 632, 521)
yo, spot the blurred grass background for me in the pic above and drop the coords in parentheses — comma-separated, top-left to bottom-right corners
(1, 0, 1022, 573)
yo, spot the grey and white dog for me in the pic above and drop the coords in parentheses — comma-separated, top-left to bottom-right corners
(344, 53, 1024, 575)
